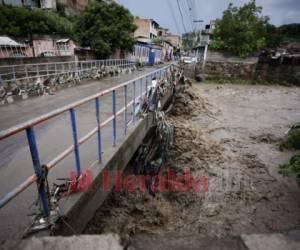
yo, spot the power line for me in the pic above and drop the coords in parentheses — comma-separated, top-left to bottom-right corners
(167, 0, 181, 35)
(182, 0, 194, 31)
(176, 0, 187, 34)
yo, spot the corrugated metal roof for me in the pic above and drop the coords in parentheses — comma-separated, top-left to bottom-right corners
(56, 39, 70, 43)
(0, 36, 25, 47)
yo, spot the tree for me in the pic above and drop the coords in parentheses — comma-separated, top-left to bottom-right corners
(279, 23, 300, 42)
(182, 32, 199, 50)
(265, 24, 283, 48)
(75, 0, 136, 58)
(0, 5, 74, 38)
(210, 0, 269, 57)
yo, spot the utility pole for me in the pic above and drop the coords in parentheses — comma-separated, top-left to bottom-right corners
(193, 20, 204, 61)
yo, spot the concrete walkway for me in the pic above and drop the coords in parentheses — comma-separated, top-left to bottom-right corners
(2, 230, 300, 250)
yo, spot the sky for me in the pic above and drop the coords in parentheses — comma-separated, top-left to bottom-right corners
(117, 0, 300, 35)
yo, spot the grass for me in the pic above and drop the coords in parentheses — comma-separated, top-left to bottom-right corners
(279, 125, 300, 184)
(280, 127, 300, 151)
(279, 152, 300, 184)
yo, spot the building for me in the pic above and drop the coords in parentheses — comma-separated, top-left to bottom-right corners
(163, 34, 182, 49)
(31, 36, 76, 57)
(0, 35, 76, 58)
(157, 27, 169, 37)
(201, 20, 216, 44)
(134, 19, 159, 43)
(0, 36, 28, 58)
(1, 0, 57, 9)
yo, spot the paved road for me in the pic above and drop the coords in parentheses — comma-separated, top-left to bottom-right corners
(0, 65, 164, 239)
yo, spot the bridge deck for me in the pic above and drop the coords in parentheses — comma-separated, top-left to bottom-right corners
(0, 65, 165, 239)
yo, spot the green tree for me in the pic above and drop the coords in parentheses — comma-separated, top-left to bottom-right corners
(182, 32, 198, 50)
(265, 24, 283, 48)
(75, 0, 136, 58)
(211, 0, 269, 57)
(0, 5, 74, 38)
(279, 23, 300, 42)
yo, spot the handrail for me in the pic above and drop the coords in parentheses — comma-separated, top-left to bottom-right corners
(0, 63, 174, 216)
(0, 65, 170, 140)
(0, 59, 134, 84)
(0, 58, 128, 69)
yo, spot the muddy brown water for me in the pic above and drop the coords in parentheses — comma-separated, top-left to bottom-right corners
(85, 83, 300, 239)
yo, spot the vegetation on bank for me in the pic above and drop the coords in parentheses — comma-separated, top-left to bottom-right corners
(0, 0, 136, 58)
(209, 0, 300, 58)
(279, 124, 300, 184)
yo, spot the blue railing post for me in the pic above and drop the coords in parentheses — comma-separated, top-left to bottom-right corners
(132, 81, 136, 125)
(124, 85, 128, 135)
(145, 75, 148, 95)
(112, 90, 117, 147)
(139, 78, 143, 111)
(25, 65, 28, 78)
(26, 127, 50, 218)
(95, 97, 102, 163)
(12, 66, 16, 83)
(36, 65, 40, 77)
(69, 108, 81, 176)
(46, 64, 49, 77)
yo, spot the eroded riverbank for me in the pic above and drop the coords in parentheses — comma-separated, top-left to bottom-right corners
(85, 83, 300, 239)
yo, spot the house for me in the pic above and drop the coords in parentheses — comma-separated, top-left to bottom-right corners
(157, 27, 169, 37)
(0, 36, 28, 58)
(134, 19, 159, 43)
(55, 38, 76, 56)
(163, 34, 182, 49)
(30, 35, 76, 57)
(0, 0, 57, 9)
(201, 20, 216, 44)
(0, 35, 76, 58)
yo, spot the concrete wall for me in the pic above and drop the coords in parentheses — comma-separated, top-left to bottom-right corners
(0, 56, 75, 67)
(206, 50, 258, 63)
(203, 60, 257, 79)
(186, 49, 300, 85)
(255, 63, 300, 85)
(193, 50, 259, 79)
(54, 87, 173, 236)
(134, 19, 151, 41)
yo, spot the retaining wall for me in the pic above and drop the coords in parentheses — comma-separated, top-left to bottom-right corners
(54, 88, 173, 236)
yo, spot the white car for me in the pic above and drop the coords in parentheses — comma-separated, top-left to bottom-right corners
(182, 56, 197, 64)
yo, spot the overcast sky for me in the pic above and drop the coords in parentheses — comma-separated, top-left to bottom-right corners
(117, 0, 300, 35)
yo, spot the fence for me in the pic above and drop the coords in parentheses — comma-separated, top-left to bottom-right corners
(0, 59, 134, 85)
(0, 64, 174, 219)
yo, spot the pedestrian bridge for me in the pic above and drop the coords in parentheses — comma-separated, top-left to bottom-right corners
(0, 63, 176, 237)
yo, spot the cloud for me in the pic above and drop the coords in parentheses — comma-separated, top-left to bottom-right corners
(117, 0, 300, 34)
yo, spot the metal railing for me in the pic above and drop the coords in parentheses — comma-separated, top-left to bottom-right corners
(0, 59, 134, 84)
(0, 64, 174, 218)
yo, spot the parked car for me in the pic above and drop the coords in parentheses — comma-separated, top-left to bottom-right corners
(181, 56, 197, 64)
